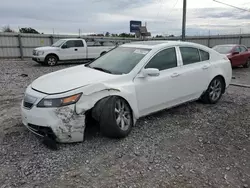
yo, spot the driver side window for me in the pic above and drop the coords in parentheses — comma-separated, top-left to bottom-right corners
(65, 40, 75, 48)
(145, 47, 177, 71)
(234, 46, 241, 53)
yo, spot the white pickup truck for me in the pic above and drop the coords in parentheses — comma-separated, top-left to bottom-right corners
(32, 38, 115, 66)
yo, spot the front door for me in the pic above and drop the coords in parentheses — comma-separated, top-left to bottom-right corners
(134, 47, 185, 116)
(59, 40, 81, 60)
(239, 46, 249, 65)
(231, 46, 244, 66)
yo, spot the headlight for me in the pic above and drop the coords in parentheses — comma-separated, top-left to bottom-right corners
(37, 93, 82, 108)
(37, 51, 44, 56)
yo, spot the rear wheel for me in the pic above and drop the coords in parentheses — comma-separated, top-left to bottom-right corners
(200, 77, 224, 104)
(45, 55, 58, 66)
(99, 96, 133, 138)
(243, 58, 250, 68)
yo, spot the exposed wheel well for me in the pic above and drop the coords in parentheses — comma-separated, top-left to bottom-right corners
(45, 53, 59, 61)
(91, 95, 133, 122)
(213, 75, 226, 93)
(100, 51, 106, 56)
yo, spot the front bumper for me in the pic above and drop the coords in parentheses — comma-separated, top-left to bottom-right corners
(21, 104, 86, 143)
(21, 87, 86, 143)
(32, 56, 45, 63)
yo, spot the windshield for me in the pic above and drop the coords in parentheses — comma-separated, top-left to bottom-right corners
(212, 45, 234, 54)
(52, 39, 66, 47)
(87, 47, 151, 74)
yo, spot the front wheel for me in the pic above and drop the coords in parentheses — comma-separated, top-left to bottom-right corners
(99, 96, 133, 138)
(243, 58, 250, 68)
(200, 77, 224, 104)
(45, 55, 58, 66)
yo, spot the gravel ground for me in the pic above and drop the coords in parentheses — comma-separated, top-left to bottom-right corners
(0, 59, 249, 188)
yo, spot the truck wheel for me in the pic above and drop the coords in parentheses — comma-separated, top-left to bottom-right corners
(243, 58, 250, 68)
(99, 96, 133, 138)
(45, 55, 58, 66)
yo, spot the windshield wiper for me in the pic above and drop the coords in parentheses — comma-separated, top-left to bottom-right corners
(91, 66, 112, 74)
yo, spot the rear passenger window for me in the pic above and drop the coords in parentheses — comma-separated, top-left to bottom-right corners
(180, 47, 200, 65)
(200, 50, 209, 61)
(145, 47, 177, 71)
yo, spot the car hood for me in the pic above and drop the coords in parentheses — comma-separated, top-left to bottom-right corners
(31, 66, 117, 94)
(35, 46, 59, 51)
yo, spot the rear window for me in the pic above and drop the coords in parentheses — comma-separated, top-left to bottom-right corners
(200, 49, 209, 61)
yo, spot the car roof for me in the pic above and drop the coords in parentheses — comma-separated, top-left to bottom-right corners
(60, 38, 82, 40)
(214, 44, 237, 47)
(121, 40, 210, 50)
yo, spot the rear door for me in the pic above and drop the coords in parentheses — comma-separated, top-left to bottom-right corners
(175, 46, 211, 102)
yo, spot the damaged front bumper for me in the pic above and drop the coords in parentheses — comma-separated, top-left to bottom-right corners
(21, 103, 86, 143)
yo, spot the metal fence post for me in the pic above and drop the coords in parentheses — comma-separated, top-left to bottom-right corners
(50, 35, 54, 45)
(239, 35, 242, 44)
(208, 37, 210, 47)
(18, 34, 24, 60)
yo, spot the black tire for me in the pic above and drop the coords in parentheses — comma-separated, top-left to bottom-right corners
(99, 96, 133, 138)
(45, 55, 58, 66)
(200, 77, 224, 104)
(243, 58, 250, 68)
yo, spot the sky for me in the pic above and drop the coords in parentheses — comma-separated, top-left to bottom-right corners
(0, 0, 250, 36)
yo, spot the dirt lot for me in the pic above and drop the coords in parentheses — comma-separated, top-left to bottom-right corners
(0, 59, 249, 188)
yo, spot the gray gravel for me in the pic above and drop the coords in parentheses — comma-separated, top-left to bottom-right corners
(0, 59, 249, 188)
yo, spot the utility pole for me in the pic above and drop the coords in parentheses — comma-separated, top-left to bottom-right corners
(181, 0, 187, 41)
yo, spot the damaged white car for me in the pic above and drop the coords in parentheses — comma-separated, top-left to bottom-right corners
(21, 41, 232, 144)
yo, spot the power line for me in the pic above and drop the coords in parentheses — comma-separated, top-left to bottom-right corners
(165, 0, 179, 20)
(213, 0, 250, 12)
(156, 0, 164, 18)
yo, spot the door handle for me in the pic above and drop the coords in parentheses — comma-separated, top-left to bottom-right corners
(202, 65, 210, 69)
(75, 49, 78, 51)
(171, 73, 180, 78)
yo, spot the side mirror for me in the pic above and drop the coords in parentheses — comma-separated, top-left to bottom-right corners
(232, 51, 239, 55)
(61, 44, 68, 49)
(140, 68, 160, 77)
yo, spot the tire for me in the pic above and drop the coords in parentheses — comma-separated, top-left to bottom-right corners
(200, 77, 224, 104)
(99, 96, 133, 138)
(243, 58, 250, 68)
(45, 55, 58, 66)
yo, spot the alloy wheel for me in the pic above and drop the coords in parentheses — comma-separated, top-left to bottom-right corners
(209, 79, 222, 101)
(114, 99, 132, 131)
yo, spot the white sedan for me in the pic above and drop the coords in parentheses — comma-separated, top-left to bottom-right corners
(21, 41, 232, 143)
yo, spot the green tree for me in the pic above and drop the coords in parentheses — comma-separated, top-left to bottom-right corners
(19, 27, 40, 34)
(2, 25, 15, 32)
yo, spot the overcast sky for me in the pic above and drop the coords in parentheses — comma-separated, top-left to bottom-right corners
(0, 0, 250, 36)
